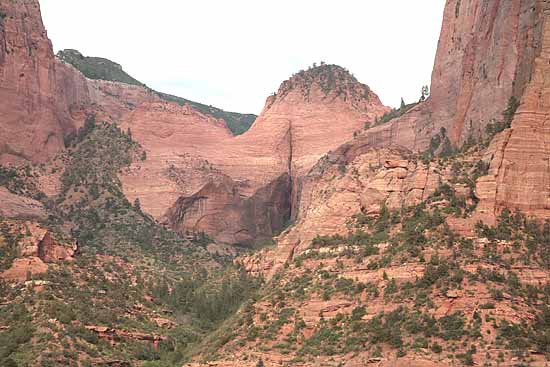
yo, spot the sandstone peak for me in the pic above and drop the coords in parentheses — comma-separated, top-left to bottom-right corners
(269, 63, 379, 109)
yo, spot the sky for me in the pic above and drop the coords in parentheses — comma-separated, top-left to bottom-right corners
(40, 1, 446, 114)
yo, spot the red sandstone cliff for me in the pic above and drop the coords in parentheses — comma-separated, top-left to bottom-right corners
(0, 0, 163, 164)
(320, 0, 549, 223)
(360, 0, 542, 150)
(476, 2, 550, 221)
(237, 0, 550, 277)
(1, 0, 548, 248)
(150, 65, 390, 244)
(0, 1, 390, 245)
(0, 0, 71, 164)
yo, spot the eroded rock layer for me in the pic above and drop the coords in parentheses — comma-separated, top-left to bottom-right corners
(122, 65, 390, 244)
(0, 0, 390, 244)
(478, 6, 550, 220)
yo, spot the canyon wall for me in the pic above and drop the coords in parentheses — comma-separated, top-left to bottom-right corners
(361, 0, 542, 151)
(0, 0, 71, 164)
(477, 3, 550, 221)
(0, 0, 391, 244)
(1, 0, 548, 247)
(121, 65, 389, 244)
(304, 0, 550, 224)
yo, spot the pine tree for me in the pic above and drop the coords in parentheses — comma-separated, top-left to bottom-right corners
(420, 85, 430, 101)
(134, 198, 141, 211)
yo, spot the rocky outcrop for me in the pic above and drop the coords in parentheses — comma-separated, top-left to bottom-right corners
(84, 326, 168, 349)
(0, 187, 46, 219)
(37, 231, 78, 263)
(242, 147, 454, 278)
(0, 221, 77, 281)
(0, 0, 73, 164)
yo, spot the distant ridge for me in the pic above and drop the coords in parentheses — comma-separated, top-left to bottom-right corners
(57, 49, 256, 135)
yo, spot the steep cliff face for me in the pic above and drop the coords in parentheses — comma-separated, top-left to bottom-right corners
(157, 65, 389, 244)
(477, 4, 550, 220)
(242, 146, 478, 278)
(1, 2, 394, 244)
(252, 64, 389, 179)
(3, 0, 547, 248)
(0, 0, 164, 164)
(0, 0, 73, 164)
(360, 0, 541, 151)
(316, 0, 549, 222)
(210, 2, 550, 363)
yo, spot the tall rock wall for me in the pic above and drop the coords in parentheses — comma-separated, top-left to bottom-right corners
(123, 65, 389, 244)
(0, 1, 390, 244)
(0, 0, 161, 164)
(332, 0, 549, 222)
(478, 2, 550, 220)
(360, 0, 542, 151)
(1, 0, 548, 246)
(0, 0, 71, 164)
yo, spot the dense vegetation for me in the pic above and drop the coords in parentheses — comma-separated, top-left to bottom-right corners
(0, 116, 262, 366)
(55, 116, 199, 260)
(0, 164, 45, 200)
(0, 219, 22, 272)
(278, 63, 372, 103)
(0, 253, 260, 366)
(219, 201, 550, 363)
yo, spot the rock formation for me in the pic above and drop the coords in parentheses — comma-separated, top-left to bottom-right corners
(0, 0, 389, 244)
(0, 0, 548, 246)
(0, 0, 72, 164)
(476, 3, 550, 221)
(0, 220, 77, 281)
(284, 0, 550, 226)
(84, 326, 168, 349)
(359, 0, 542, 150)
(0, 186, 46, 219)
(241, 146, 480, 278)
(122, 65, 389, 244)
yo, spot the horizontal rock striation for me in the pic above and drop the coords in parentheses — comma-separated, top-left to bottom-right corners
(476, 4, 550, 220)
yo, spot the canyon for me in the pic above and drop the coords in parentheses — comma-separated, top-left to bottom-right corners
(0, 0, 549, 366)
(2, 0, 548, 248)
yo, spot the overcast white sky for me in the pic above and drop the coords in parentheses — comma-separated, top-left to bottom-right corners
(40, 1, 445, 114)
